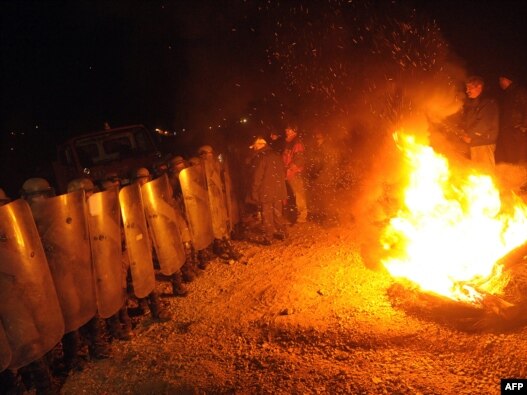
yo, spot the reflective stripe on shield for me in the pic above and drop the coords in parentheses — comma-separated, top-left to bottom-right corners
(119, 184, 155, 298)
(141, 174, 185, 275)
(87, 190, 124, 318)
(179, 166, 214, 250)
(0, 324, 11, 372)
(30, 190, 97, 333)
(0, 200, 64, 370)
(203, 158, 229, 238)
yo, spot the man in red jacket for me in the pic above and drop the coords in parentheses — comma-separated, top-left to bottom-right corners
(282, 126, 308, 223)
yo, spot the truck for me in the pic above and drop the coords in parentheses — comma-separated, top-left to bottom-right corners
(52, 124, 162, 193)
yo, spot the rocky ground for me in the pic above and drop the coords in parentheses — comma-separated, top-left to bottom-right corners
(52, 216, 527, 395)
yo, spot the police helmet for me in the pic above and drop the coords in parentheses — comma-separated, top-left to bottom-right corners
(67, 177, 95, 193)
(21, 177, 54, 198)
(198, 145, 214, 156)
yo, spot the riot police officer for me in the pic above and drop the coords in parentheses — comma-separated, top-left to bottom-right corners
(0, 188, 38, 394)
(167, 157, 204, 283)
(22, 177, 110, 375)
(198, 145, 242, 261)
(103, 172, 172, 325)
(132, 166, 190, 297)
(17, 178, 64, 393)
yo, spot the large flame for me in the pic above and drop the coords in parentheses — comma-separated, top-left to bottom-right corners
(381, 132, 527, 303)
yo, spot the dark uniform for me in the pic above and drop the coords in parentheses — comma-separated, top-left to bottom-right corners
(495, 82, 527, 164)
(250, 144, 288, 243)
(305, 133, 340, 224)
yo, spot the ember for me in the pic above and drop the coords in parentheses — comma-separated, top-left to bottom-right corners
(381, 132, 527, 303)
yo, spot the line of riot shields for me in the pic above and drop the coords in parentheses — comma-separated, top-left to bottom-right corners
(0, 154, 241, 373)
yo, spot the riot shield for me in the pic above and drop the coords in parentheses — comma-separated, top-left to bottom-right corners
(87, 190, 124, 318)
(119, 184, 155, 298)
(0, 324, 12, 372)
(141, 174, 186, 275)
(222, 157, 241, 234)
(30, 190, 97, 333)
(179, 165, 214, 250)
(0, 200, 64, 370)
(202, 157, 230, 239)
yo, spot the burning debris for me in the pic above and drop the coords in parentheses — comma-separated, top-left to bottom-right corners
(381, 132, 527, 330)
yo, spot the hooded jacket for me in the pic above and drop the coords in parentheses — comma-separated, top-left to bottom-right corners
(462, 94, 499, 147)
(250, 146, 287, 203)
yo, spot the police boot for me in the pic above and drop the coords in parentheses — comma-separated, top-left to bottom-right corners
(184, 242, 203, 277)
(188, 253, 203, 277)
(197, 249, 210, 270)
(81, 317, 111, 360)
(119, 306, 133, 340)
(0, 368, 26, 395)
(137, 297, 149, 316)
(147, 291, 171, 322)
(27, 359, 57, 395)
(206, 245, 215, 260)
(213, 238, 230, 260)
(61, 330, 85, 373)
(171, 272, 189, 297)
(190, 257, 203, 276)
(258, 236, 272, 246)
(88, 338, 111, 360)
(230, 223, 246, 241)
(106, 313, 130, 341)
(223, 238, 242, 260)
(185, 247, 203, 277)
(181, 260, 196, 283)
(273, 228, 288, 241)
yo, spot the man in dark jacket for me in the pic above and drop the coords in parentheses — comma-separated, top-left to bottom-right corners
(249, 137, 288, 244)
(268, 131, 285, 154)
(495, 72, 527, 165)
(495, 72, 527, 192)
(461, 75, 499, 169)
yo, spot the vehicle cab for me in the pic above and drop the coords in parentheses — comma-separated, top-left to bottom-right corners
(52, 124, 160, 193)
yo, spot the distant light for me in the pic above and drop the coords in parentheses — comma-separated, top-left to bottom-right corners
(240, 118, 248, 124)
(35, 125, 39, 129)
(155, 128, 177, 136)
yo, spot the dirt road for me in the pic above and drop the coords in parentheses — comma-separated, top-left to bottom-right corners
(61, 221, 527, 395)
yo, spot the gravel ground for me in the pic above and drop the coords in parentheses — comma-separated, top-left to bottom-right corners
(54, 217, 527, 395)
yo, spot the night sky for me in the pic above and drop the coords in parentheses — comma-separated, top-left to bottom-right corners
(1, 0, 527, 196)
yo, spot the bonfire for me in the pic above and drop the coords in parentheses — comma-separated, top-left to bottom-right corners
(382, 132, 527, 329)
